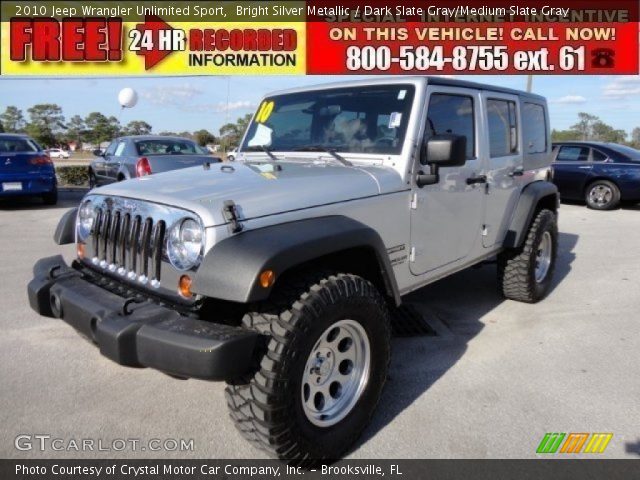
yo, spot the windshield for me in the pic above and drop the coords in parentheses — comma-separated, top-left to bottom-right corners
(0, 137, 39, 153)
(242, 85, 415, 155)
(135, 139, 207, 155)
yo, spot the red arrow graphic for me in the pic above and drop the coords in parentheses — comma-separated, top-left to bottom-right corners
(133, 15, 176, 70)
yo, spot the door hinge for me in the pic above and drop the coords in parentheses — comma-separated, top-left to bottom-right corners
(409, 247, 416, 262)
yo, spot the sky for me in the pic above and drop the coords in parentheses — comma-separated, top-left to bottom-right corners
(1, 74, 639, 136)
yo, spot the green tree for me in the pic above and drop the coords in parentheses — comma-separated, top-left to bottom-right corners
(26, 104, 65, 146)
(630, 127, 640, 148)
(158, 130, 178, 136)
(177, 131, 193, 139)
(0, 121, 4, 133)
(123, 120, 152, 136)
(219, 113, 252, 149)
(571, 112, 599, 141)
(551, 129, 581, 142)
(193, 129, 216, 146)
(84, 112, 120, 144)
(65, 115, 86, 145)
(0, 106, 26, 133)
(591, 121, 626, 143)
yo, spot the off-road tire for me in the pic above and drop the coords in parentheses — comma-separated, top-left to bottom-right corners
(225, 272, 391, 466)
(585, 180, 620, 210)
(498, 209, 558, 303)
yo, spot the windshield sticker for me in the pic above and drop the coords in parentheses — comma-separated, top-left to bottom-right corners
(248, 123, 273, 147)
(255, 100, 275, 123)
(389, 112, 403, 129)
(397, 89, 407, 100)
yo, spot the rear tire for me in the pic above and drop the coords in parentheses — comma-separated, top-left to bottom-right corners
(42, 187, 58, 206)
(498, 209, 557, 303)
(225, 272, 391, 466)
(585, 180, 620, 210)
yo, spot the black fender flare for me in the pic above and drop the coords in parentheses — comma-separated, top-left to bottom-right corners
(503, 181, 559, 249)
(192, 216, 401, 305)
(53, 208, 78, 245)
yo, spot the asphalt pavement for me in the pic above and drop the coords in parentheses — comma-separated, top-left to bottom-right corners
(1, 190, 639, 459)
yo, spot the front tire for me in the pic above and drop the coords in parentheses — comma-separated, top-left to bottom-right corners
(585, 180, 620, 210)
(498, 209, 558, 303)
(225, 272, 391, 465)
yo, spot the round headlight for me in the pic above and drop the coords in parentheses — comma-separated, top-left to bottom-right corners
(77, 200, 96, 241)
(167, 218, 204, 271)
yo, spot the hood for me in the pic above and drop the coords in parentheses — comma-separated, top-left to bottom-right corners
(91, 161, 405, 227)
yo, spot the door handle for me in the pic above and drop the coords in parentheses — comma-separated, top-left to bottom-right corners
(466, 175, 487, 185)
(509, 167, 524, 177)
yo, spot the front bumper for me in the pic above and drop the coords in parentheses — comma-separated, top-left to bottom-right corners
(27, 255, 260, 381)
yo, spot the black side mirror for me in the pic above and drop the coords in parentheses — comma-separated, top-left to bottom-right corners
(92, 149, 104, 157)
(416, 134, 467, 187)
(421, 134, 467, 166)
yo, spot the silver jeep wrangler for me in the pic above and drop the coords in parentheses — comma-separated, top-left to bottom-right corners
(28, 77, 559, 464)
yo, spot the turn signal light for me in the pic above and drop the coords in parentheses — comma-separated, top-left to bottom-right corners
(77, 243, 85, 259)
(136, 157, 152, 177)
(259, 270, 275, 288)
(178, 275, 193, 298)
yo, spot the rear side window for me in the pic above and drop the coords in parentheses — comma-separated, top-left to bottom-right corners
(427, 94, 475, 160)
(0, 137, 38, 153)
(522, 103, 547, 154)
(136, 139, 201, 155)
(557, 146, 589, 161)
(487, 99, 518, 157)
(592, 149, 608, 162)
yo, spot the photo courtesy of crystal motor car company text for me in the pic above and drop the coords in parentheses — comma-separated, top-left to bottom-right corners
(1, 0, 640, 477)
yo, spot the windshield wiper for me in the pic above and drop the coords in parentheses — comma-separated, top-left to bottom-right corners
(245, 144, 278, 161)
(293, 145, 353, 166)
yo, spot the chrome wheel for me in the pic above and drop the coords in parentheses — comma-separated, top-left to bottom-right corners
(589, 184, 613, 207)
(535, 231, 552, 283)
(301, 319, 370, 427)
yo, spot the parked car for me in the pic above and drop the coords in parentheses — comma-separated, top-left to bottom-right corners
(29, 77, 558, 464)
(226, 147, 237, 161)
(47, 148, 70, 159)
(552, 141, 640, 210)
(88, 135, 221, 188)
(0, 133, 57, 205)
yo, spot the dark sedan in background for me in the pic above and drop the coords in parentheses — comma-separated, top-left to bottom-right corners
(89, 136, 220, 188)
(552, 142, 640, 210)
(0, 133, 57, 205)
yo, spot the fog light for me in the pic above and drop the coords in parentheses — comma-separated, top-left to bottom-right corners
(77, 243, 85, 259)
(259, 270, 275, 288)
(50, 294, 63, 318)
(179, 275, 193, 298)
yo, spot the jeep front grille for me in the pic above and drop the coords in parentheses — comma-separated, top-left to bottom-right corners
(90, 207, 166, 288)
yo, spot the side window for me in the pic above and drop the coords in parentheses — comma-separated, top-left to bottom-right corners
(114, 141, 127, 157)
(104, 141, 118, 157)
(522, 103, 547, 154)
(427, 94, 475, 160)
(557, 146, 590, 162)
(487, 99, 518, 157)
(592, 149, 608, 162)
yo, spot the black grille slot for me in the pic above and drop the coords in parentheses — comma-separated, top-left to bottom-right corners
(140, 217, 153, 278)
(152, 220, 166, 282)
(88, 206, 163, 286)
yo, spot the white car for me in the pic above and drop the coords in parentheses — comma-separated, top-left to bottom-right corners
(48, 148, 70, 159)
(226, 148, 237, 161)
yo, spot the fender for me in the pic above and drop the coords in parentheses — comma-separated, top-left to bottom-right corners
(53, 208, 78, 245)
(192, 216, 401, 305)
(503, 180, 559, 248)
